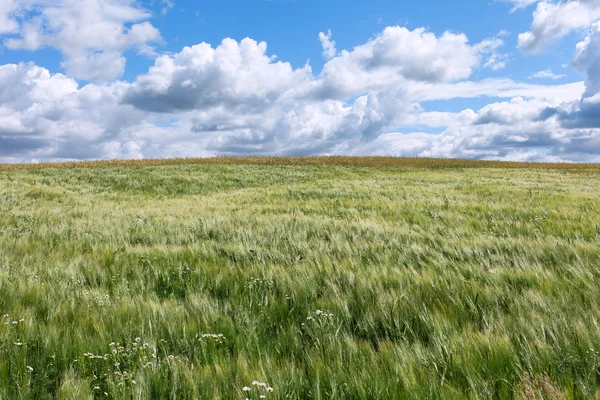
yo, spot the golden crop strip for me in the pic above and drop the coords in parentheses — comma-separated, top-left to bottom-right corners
(1, 156, 599, 171)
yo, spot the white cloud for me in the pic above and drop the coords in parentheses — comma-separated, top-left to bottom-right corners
(0, 22, 598, 163)
(319, 30, 337, 60)
(1, 0, 162, 82)
(315, 26, 481, 99)
(514, 1, 600, 134)
(476, 37, 510, 70)
(351, 96, 600, 162)
(517, 0, 600, 54)
(573, 22, 600, 98)
(537, 21, 600, 129)
(482, 54, 509, 71)
(0, 0, 20, 35)
(124, 26, 508, 113)
(123, 38, 314, 112)
(0, 62, 151, 160)
(530, 69, 566, 79)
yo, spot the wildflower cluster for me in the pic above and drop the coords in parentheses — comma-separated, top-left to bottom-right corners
(80, 338, 156, 395)
(81, 290, 111, 307)
(200, 333, 226, 345)
(302, 309, 335, 326)
(242, 380, 274, 399)
(528, 213, 549, 223)
(301, 310, 339, 344)
(3, 314, 25, 326)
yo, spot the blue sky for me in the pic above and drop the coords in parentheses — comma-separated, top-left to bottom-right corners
(0, 0, 599, 162)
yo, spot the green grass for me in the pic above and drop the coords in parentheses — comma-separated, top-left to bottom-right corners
(1, 158, 600, 399)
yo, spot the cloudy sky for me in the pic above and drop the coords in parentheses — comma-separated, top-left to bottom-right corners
(0, 0, 599, 162)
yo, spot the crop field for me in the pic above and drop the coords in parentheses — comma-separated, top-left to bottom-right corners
(1, 157, 600, 399)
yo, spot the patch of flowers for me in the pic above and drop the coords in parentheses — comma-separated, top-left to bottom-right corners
(81, 290, 111, 308)
(5, 319, 25, 325)
(200, 333, 226, 345)
(302, 309, 335, 327)
(79, 338, 156, 397)
(242, 380, 274, 399)
(300, 309, 340, 346)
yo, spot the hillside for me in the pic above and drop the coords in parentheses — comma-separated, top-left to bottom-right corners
(1, 158, 599, 399)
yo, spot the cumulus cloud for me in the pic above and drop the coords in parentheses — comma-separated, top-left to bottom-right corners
(1, 0, 162, 81)
(517, 0, 600, 54)
(538, 22, 600, 129)
(0, 62, 152, 161)
(117, 27, 549, 157)
(0, 0, 20, 35)
(508, 0, 600, 145)
(123, 38, 313, 113)
(0, 21, 597, 163)
(315, 26, 481, 99)
(572, 22, 600, 98)
(200, 89, 412, 155)
(319, 30, 337, 60)
(352, 96, 600, 162)
(131, 26, 493, 112)
(123, 26, 510, 113)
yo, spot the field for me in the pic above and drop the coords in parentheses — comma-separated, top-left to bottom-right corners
(1, 157, 600, 399)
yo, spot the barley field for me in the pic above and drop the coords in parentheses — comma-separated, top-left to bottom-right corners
(1, 157, 600, 399)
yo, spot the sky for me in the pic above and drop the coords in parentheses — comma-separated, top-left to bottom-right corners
(1, 0, 600, 162)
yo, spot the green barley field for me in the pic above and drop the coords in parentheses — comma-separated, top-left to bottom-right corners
(1, 157, 600, 399)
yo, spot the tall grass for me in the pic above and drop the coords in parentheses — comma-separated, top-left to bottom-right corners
(0, 160, 599, 399)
